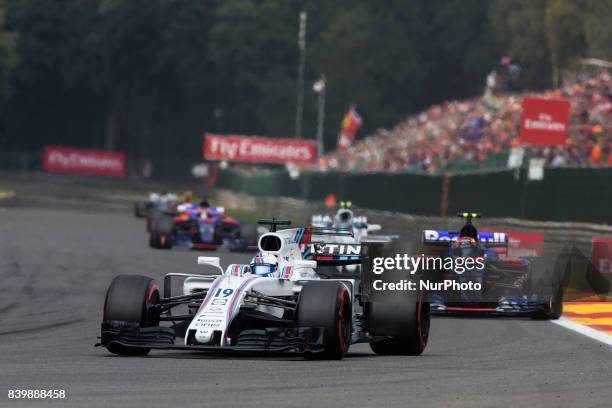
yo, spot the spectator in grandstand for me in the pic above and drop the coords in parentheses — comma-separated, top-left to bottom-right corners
(318, 69, 610, 174)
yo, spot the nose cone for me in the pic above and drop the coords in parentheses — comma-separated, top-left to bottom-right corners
(195, 329, 213, 344)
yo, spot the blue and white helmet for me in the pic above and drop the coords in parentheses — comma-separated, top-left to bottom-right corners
(250, 252, 278, 277)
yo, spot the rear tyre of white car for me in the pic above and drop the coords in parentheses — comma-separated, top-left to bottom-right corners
(297, 281, 351, 360)
(367, 294, 429, 355)
(103, 275, 160, 356)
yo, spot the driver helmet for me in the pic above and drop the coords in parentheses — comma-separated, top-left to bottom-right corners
(454, 236, 478, 257)
(249, 252, 278, 277)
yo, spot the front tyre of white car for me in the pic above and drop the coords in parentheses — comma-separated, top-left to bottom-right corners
(102, 275, 160, 356)
(297, 281, 351, 360)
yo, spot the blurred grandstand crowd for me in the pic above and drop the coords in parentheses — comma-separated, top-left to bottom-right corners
(319, 70, 611, 174)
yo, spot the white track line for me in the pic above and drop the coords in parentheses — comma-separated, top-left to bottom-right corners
(552, 317, 612, 346)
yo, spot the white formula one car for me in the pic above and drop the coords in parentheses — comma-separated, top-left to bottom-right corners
(98, 219, 429, 359)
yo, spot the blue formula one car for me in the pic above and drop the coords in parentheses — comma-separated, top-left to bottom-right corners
(421, 213, 563, 319)
(148, 201, 257, 252)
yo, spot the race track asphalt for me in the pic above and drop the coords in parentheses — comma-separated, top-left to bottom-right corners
(0, 203, 611, 408)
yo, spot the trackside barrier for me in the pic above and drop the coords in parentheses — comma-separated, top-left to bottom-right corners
(216, 167, 612, 224)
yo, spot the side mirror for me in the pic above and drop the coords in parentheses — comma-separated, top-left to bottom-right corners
(367, 224, 382, 232)
(197, 256, 223, 275)
(198, 256, 220, 266)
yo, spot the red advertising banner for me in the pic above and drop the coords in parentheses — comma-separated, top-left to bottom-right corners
(43, 146, 126, 177)
(203, 133, 317, 165)
(520, 97, 571, 146)
(506, 230, 544, 258)
(591, 237, 612, 275)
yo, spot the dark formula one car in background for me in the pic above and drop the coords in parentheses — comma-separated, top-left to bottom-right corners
(309, 201, 398, 276)
(310, 201, 393, 244)
(134, 192, 179, 218)
(99, 219, 429, 359)
(148, 201, 257, 251)
(422, 213, 563, 319)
